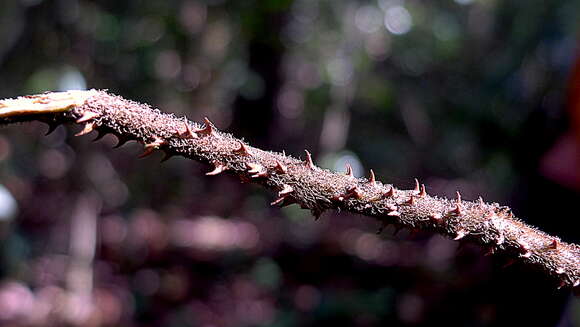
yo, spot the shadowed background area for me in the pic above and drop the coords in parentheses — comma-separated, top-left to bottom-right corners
(0, 0, 579, 326)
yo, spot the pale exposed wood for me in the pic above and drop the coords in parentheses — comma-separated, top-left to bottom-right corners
(0, 90, 99, 118)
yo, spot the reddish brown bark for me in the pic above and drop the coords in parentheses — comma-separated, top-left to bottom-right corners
(1, 90, 578, 291)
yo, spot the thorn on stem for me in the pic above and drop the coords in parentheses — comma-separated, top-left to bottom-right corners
(347, 186, 362, 199)
(368, 169, 376, 185)
(345, 164, 354, 178)
(246, 162, 262, 174)
(178, 121, 197, 139)
(332, 186, 363, 202)
(274, 160, 288, 174)
(271, 195, 296, 207)
(270, 196, 286, 206)
(304, 150, 315, 169)
(206, 162, 227, 175)
(382, 187, 395, 198)
(520, 252, 532, 259)
(195, 117, 214, 137)
(453, 230, 467, 241)
(278, 184, 294, 197)
(139, 138, 165, 158)
(413, 178, 420, 194)
(246, 162, 267, 178)
(234, 142, 251, 156)
(76, 111, 99, 123)
(449, 191, 462, 215)
(419, 184, 426, 197)
(75, 122, 96, 136)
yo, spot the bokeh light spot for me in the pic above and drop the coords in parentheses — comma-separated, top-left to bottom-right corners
(355, 5, 384, 34)
(384, 6, 413, 35)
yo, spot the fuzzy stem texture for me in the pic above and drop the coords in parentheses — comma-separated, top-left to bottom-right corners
(1, 90, 579, 290)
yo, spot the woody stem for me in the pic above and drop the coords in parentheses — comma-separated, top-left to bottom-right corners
(0, 90, 578, 290)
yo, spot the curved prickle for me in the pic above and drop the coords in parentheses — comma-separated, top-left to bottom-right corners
(195, 117, 215, 137)
(233, 141, 251, 156)
(139, 138, 166, 158)
(178, 121, 196, 139)
(344, 163, 354, 178)
(76, 111, 99, 123)
(75, 122, 96, 136)
(368, 169, 376, 185)
(304, 150, 315, 169)
(206, 162, 227, 176)
(274, 160, 288, 174)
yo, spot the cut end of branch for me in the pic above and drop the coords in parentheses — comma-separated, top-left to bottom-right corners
(0, 89, 99, 118)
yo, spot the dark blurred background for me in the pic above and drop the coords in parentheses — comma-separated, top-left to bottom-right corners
(0, 0, 579, 326)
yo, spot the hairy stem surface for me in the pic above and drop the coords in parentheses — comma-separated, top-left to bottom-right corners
(1, 90, 578, 290)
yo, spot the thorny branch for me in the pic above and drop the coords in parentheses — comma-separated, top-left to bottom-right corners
(0, 90, 579, 291)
